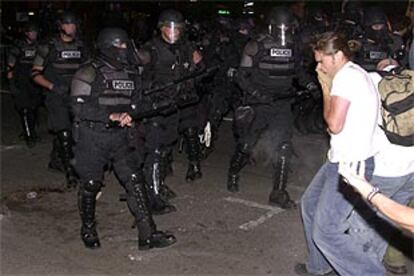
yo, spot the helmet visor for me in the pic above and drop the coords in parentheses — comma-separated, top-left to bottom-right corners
(160, 21, 184, 44)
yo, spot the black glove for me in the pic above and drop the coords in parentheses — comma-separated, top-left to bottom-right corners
(8, 79, 17, 94)
(52, 83, 69, 95)
(305, 82, 321, 100)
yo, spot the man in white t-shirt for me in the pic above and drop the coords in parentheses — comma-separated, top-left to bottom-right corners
(295, 32, 382, 276)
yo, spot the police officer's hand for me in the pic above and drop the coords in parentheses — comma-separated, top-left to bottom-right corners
(8, 78, 17, 94)
(305, 82, 321, 100)
(109, 112, 132, 127)
(51, 83, 69, 95)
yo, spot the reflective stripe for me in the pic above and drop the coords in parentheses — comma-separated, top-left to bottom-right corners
(98, 97, 131, 105)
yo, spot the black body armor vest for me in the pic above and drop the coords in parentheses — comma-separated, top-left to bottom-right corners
(359, 40, 389, 72)
(45, 37, 87, 83)
(150, 37, 194, 86)
(251, 34, 296, 92)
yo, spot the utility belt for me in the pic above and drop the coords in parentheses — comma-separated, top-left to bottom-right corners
(78, 120, 125, 131)
(244, 90, 295, 105)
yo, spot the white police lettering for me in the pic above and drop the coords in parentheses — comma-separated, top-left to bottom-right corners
(270, 48, 292, 57)
(25, 50, 36, 57)
(369, 51, 387, 60)
(112, 80, 135, 90)
(61, 51, 81, 59)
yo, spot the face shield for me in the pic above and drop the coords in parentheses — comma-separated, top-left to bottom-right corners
(160, 21, 184, 44)
(268, 23, 293, 46)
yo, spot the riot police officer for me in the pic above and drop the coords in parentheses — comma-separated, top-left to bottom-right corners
(32, 11, 89, 189)
(355, 7, 402, 71)
(227, 6, 315, 209)
(7, 22, 43, 148)
(141, 9, 203, 212)
(71, 27, 176, 250)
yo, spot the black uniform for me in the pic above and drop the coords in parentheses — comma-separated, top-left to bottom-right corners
(71, 27, 175, 250)
(32, 12, 89, 189)
(202, 20, 245, 154)
(7, 24, 43, 147)
(141, 9, 203, 213)
(355, 7, 403, 72)
(228, 6, 314, 209)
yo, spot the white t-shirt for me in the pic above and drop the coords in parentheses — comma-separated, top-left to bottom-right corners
(327, 61, 381, 162)
(370, 72, 414, 177)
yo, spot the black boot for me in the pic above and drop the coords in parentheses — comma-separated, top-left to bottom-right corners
(127, 173, 176, 250)
(48, 136, 65, 173)
(183, 127, 203, 182)
(144, 157, 176, 215)
(159, 150, 177, 199)
(227, 174, 240, 192)
(268, 143, 296, 209)
(227, 144, 249, 192)
(57, 130, 79, 190)
(19, 108, 37, 148)
(79, 180, 102, 249)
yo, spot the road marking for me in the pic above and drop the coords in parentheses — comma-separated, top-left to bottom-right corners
(224, 196, 285, 231)
(224, 196, 283, 212)
(0, 145, 24, 152)
(0, 89, 12, 94)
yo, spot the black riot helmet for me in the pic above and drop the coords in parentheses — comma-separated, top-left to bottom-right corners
(24, 21, 39, 33)
(364, 7, 387, 27)
(364, 7, 389, 42)
(97, 27, 130, 65)
(23, 21, 39, 42)
(58, 11, 79, 25)
(267, 6, 295, 45)
(158, 9, 185, 44)
(57, 11, 79, 38)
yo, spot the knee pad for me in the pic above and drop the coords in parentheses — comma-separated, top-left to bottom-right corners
(83, 180, 103, 193)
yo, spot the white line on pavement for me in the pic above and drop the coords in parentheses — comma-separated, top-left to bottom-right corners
(224, 196, 284, 212)
(223, 196, 285, 231)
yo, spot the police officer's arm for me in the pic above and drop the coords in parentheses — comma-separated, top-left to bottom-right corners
(294, 36, 317, 90)
(237, 40, 257, 92)
(6, 45, 19, 79)
(32, 44, 54, 91)
(71, 65, 103, 121)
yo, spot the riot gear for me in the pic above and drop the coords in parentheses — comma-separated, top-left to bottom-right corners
(267, 6, 295, 44)
(71, 37, 176, 249)
(7, 22, 42, 148)
(364, 8, 389, 43)
(24, 22, 39, 33)
(97, 27, 130, 64)
(57, 11, 78, 38)
(158, 9, 185, 44)
(32, 11, 90, 188)
(58, 11, 79, 25)
(227, 6, 311, 209)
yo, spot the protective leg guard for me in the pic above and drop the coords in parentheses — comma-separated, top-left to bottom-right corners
(79, 180, 102, 249)
(183, 127, 202, 182)
(20, 108, 37, 148)
(48, 136, 65, 173)
(159, 150, 177, 199)
(268, 143, 296, 209)
(144, 154, 176, 215)
(227, 144, 250, 192)
(127, 173, 176, 250)
(57, 130, 79, 190)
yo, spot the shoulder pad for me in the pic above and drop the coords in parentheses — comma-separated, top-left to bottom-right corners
(36, 43, 50, 59)
(71, 64, 95, 97)
(244, 40, 258, 56)
(73, 64, 96, 83)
